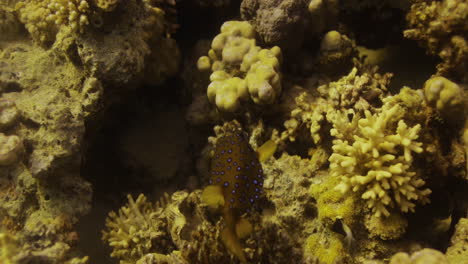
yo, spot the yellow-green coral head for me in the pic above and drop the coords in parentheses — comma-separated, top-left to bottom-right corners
(423, 76, 465, 121)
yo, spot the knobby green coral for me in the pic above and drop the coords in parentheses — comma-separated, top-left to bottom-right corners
(16, 0, 90, 45)
(423, 76, 466, 123)
(329, 104, 431, 217)
(198, 20, 282, 112)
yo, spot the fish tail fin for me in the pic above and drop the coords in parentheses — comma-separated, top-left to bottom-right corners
(201, 185, 225, 209)
(257, 140, 277, 162)
(221, 226, 247, 263)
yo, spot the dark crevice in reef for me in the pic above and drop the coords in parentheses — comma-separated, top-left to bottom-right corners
(77, 77, 189, 263)
(377, 39, 440, 93)
(175, 0, 242, 52)
(339, 5, 406, 49)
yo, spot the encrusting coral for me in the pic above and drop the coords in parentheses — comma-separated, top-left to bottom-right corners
(197, 20, 282, 112)
(329, 103, 431, 217)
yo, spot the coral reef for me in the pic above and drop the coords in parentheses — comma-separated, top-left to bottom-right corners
(405, 0, 468, 82)
(198, 21, 282, 112)
(0, 0, 180, 263)
(102, 194, 175, 263)
(76, 0, 180, 86)
(102, 153, 320, 263)
(1, 0, 467, 264)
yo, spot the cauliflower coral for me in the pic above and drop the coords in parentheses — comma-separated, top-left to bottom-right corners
(329, 104, 431, 217)
(197, 21, 282, 112)
(16, 0, 90, 45)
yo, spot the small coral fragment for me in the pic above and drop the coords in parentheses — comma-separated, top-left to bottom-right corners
(93, 0, 119, 12)
(329, 104, 431, 217)
(317, 30, 356, 75)
(0, 99, 19, 129)
(423, 76, 466, 122)
(198, 21, 282, 112)
(0, 133, 22, 166)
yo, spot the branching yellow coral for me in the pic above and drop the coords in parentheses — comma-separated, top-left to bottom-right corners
(16, 0, 90, 45)
(198, 21, 282, 112)
(329, 104, 431, 217)
(102, 194, 174, 264)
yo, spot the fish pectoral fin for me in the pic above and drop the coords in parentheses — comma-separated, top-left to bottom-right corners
(201, 185, 225, 209)
(235, 217, 252, 239)
(221, 227, 247, 263)
(257, 140, 277, 162)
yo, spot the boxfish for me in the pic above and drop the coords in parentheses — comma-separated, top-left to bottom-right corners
(202, 129, 276, 263)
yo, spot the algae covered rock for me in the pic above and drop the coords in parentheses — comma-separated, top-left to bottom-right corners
(241, 0, 310, 53)
(446, 218, 468, 263)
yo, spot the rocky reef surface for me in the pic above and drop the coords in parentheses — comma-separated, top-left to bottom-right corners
(0, 0, 467, 264)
